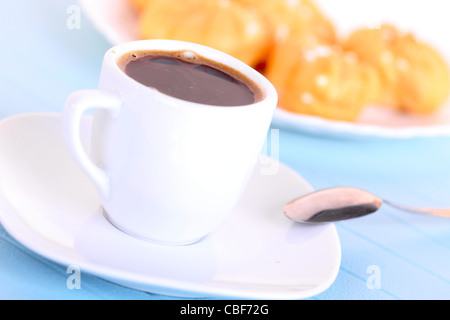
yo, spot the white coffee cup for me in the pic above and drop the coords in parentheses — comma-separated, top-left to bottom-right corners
(62, 40, 277, 245)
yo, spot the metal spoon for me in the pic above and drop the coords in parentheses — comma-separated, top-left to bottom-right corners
(284, 186, 450, 223)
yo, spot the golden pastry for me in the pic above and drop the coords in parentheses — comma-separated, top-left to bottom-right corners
(236, 0, 336, 44)
(266, 36, 381, 122)
(128, 0, 151, 12)
(137, 0, 271, 67)
(344, 25, 450, 113)
(392, 34, 450, 113)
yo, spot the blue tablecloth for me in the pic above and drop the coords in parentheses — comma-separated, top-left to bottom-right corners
(0, 0, 448, 300)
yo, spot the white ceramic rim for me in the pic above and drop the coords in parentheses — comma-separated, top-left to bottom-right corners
(105, 39, 278, 110)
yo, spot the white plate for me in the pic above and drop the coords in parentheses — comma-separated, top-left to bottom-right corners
(79, 0, 450, 139)
(0, 113, 340, 299)
(272, 106, 450, 139)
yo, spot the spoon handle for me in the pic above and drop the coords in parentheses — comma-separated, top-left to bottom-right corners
(384, 200, 450, 218)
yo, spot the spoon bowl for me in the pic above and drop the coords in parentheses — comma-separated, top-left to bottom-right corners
(284, 186, 450, 223)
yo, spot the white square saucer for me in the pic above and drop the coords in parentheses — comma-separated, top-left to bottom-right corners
(0, 113, 340, 299)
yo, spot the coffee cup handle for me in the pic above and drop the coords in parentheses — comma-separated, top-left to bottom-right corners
(62, 90, 121, 199)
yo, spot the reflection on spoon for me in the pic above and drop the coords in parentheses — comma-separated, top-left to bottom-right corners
(284, 186, 450, 224)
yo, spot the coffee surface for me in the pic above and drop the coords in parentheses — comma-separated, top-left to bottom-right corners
(119, 50, 261, 106)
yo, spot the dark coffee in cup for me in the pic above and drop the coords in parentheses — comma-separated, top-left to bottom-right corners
(118, 50, 263, 106)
